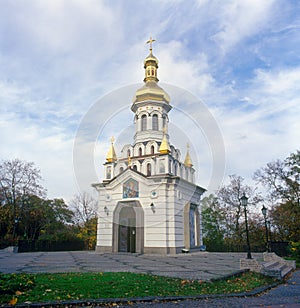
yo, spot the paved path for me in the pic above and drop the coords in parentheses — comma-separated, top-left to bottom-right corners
(0, 250, 263, 281)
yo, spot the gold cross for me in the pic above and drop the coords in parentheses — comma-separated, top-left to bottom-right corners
(110, 136, 115, 144)
(146, 36, 156, 52)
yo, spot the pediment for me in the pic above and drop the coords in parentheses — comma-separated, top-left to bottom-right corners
(103, 167, 151, 191)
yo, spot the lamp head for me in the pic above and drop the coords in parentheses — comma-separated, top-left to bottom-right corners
(240, 194, 248, 207)
(261, 205, 267, 217)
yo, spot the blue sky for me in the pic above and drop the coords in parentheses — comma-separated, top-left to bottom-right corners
(0, 0, 299, 201)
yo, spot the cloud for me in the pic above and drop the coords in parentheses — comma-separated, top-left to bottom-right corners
(0, 0, 299, 200)
(211, 0, 275, 53)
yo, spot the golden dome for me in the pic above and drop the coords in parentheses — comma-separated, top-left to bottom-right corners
(133, 37, 170, 104)
(134, 81, 170, 104)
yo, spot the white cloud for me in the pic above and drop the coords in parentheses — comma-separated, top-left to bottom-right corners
(211, 0, 275, 53)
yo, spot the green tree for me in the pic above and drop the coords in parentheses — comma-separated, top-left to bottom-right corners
(201, 194, 226, 250)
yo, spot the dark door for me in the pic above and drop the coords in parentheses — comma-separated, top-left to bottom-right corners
(118, 207, 136, 253)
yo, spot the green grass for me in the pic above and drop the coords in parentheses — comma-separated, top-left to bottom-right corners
(0, 271, 276, 305)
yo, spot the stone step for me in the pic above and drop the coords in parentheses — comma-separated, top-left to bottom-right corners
(263, 262, 293, 279)
(281, 265, 293, 278)
(263, 260, 278, 269)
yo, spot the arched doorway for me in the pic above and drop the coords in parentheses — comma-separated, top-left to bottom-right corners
(113, 201, 144, 253)
(184, 203, 200, 249)
(118, 206, 136, 252)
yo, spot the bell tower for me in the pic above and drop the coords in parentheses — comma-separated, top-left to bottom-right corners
(131, 37, 172, 145)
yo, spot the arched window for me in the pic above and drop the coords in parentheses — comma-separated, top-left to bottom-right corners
(119, 167, 124, 174)
(141, 115, 147, 131)
(139, 147, 142, 157)
(152, 114, 158, 130)
(151, 145, 155, 155)
(147, 163, 152, 176)
(133, 165, 137, 171)
(127, 149, 131, 157)
(162, 115, 166, 129)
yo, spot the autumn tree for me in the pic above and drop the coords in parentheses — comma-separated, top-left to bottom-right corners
(217, 174, 263, 246)
(70, 192, 97, 249)
(0, 159, 46, 243)
(254, 150, 300, 241)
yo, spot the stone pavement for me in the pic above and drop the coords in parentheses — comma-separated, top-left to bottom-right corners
(0, 250, 264, 281)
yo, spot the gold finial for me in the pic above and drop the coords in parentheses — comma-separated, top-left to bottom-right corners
(184, 143, 193, 167)
(146, 36, 156, 53)
(159, 128, 170, 154)
(106, 136, 117, 163)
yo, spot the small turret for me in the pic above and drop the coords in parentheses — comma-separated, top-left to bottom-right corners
(184, 143, 193, 167)
(106, 137, 117, 163)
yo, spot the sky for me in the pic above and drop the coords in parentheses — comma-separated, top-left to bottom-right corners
(0, 0, 299, 202)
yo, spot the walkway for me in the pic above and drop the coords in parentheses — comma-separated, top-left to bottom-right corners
(0, 250, 262, 281)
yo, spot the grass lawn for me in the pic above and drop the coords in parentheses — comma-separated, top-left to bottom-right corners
(0, 271, 277, 305)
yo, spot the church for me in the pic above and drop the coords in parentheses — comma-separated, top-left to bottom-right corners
(93, 39, 206, 254)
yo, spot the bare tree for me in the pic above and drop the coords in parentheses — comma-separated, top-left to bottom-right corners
(217, 174, 263, 244)
(0, 159, 46, 242)
(70, 192, 97, 226)
(254, 150, 300, 207)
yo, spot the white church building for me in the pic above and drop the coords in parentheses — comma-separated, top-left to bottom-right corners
(93, 39, 206, 254)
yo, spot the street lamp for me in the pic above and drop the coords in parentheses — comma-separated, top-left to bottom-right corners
(261, 205, 270, 252)
(241, 194, 252, 259)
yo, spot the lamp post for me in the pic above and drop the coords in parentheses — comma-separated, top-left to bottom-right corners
(261, 205, 270, 252)
(241, 194, 252, 259)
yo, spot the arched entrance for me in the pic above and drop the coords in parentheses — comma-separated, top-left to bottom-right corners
(119, 206, 136, 252)
(184, 202, 200, 249)
(112, 201, 144, 253)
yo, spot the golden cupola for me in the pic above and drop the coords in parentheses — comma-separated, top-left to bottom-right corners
(133, 37, 170, 104)
(159, 128, 171, 154)
(106, 137, 117, 163)
(184, 143, 193, 167)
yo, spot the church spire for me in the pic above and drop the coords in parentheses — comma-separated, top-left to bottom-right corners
(184, 143, 193, 167)
(159, 127, 171, 154)
(106, 137, 117, 163)
(144, 36, 159, 83)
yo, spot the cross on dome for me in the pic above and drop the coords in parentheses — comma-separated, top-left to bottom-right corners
(146, 36, 156, 53)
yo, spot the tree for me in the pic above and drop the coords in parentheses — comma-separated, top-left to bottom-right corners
(70, 192, 97, 249)
(254, 150, 300, 241)
(0, 159, 46, 243)
(217, 174, 262, 245)
(201, 194, 226, 250)
(70, 192, 97, 225)
(254, 150, 300, 207)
